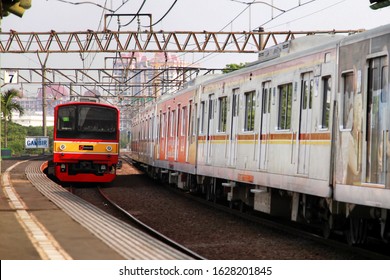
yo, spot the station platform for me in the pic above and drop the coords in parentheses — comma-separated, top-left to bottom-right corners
(0, 157, 191, 260)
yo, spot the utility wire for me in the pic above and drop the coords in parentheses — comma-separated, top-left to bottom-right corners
(53, 0, 115, 12)
(264, 0, 346, 30)
(145, 0, 179, 27)
(184, 0, 328, 68)
(254, 0, 318, 30)
(118, 0, 147, 28)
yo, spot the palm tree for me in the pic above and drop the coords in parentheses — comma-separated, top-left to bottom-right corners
(1, 88, 24, 148)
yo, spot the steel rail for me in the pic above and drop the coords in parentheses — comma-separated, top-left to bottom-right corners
(97, 186, 205, 260)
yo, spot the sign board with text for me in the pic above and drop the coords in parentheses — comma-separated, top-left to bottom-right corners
(25, 137, 49, 149)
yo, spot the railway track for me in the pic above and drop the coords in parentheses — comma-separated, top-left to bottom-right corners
(119, 155, 390, 259)
(59, 181, 203, 259)
(175, 187, 390, 260)
(70, 157, 387, 260)
(97, 186, 205, 260)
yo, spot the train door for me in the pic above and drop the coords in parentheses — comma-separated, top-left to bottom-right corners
(298, 72, 314, 175)
(366, 56, 389, 185)
(258, 82, 272, 170)
(206, 94, 214, 165)
(228, 89, 239, 167)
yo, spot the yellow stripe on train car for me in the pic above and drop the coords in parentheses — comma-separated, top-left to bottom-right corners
(198, 139, 331, 146)
(53, 141, 119, 154)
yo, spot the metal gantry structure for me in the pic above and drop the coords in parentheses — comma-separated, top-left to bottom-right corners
(0, 29, 364, 133)
(1, 66, 221, 110)
(0, 29, 364, 53)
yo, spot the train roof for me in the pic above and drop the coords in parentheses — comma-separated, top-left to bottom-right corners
(158, 24, 390, 100)
(55, 101, 119, 110)
(182, 74, 222, 88)
(249, 34, 345, 67)
(339, 23, 390, 46)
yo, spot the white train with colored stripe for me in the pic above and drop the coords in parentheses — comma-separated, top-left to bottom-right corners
(131, 24, 390, 244)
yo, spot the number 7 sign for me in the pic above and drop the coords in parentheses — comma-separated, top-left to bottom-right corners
(4, 70, 18, 84)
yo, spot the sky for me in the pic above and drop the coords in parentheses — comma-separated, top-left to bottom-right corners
(2, 0, 390, 32)
(1, 0, 390, 94)
(2, 0, 390, 67)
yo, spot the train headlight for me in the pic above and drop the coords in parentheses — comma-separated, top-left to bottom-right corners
(106, 145, 113, 152)
(60, 164, 66, 172)
(99, 164, 107, 173)
(60, 144, 66, 151)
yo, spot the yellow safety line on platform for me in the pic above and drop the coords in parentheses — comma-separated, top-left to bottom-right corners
(1, 160, 72, 260)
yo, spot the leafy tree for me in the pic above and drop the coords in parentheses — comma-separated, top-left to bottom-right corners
(7, 122, 27, 155)
(1, 89, 24, 148)
(222, 63, 247, 74)
(2, 121, 54, 155)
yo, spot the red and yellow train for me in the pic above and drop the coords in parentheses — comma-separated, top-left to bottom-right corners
(50, 102, 120, 183)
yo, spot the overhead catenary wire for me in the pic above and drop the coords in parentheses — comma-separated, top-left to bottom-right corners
(9, 0, 357, 103)
(119, 0, 147, 28)
(143, 0, 179, 28)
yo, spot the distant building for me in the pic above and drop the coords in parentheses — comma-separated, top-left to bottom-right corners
(14, 84, 69, 127)
(12, 111, 54, 127)
(17, 84, 69, 116)
(114, 52, 192, 131)
(14, 53, 193, 128)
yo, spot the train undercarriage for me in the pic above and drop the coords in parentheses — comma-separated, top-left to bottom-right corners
(137, 163, 390, 245)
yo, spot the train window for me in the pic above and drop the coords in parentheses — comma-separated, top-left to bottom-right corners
(188, 103, 192, 138)
(143, 120, 145, 140)
(156, 114, 160, 140)
(78, 106, 117, 133)
(342, 72, 354, 129)
(181, 106, 187, 136)
(170, 110, 176, 137)
(57, 106, 76, 131)
(208, 96, 214, 120)
(244, 91, 256, 131)
(381, 66, 388, 103)
(167, 110, 171, 139)
(262, 86, 271, 114)
(218, 96, 228, 132)
(232, 89, 240, 117)
(161, 113, 166, 138)
(321, 76, 332, 129)
(278, 83, 293, 130)
(149, 116, 153, 140)
(200, 101, 206, 134)
(177, 106, 181, 138)
(324, 52, 331, 63)
(57, 105, 117, 140)
(302, 79, 313, 110)
(191, 103, 196, 137)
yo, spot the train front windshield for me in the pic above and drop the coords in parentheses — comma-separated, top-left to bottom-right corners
(56, 105, 118, 140)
